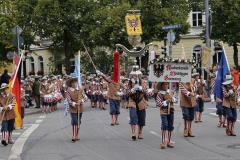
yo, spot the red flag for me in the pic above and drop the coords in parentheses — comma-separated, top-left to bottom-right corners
(9, 53, 21, 129)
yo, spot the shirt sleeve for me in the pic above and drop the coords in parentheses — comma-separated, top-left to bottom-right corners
(222, 85, 231, 97)
(179, 83, 190, 97)
(66, 91, 76, 107)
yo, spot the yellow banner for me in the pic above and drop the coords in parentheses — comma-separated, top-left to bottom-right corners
(203, 47, 211, 67)
(125, 14, 143, 35)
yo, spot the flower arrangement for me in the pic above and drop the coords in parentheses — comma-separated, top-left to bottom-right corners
(37, 70, 44, 75)
(53, 69, 62, 75)
(28, 71, 35, 75)
(149, 57, 196, 65)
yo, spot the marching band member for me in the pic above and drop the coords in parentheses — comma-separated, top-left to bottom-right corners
(179, 78, 197, 137)
(20, 81, 25, 129)
(40, 77, 51, 114)
(125, 65, 148, 140)
(89, 77, 95, 108)
(192, 73, 206, 122)
(66, 77, 88, 141)
(100, 77, 108, 110)
(222, 75, 239, 136)
(94, 78, 101, 108)
(96, 51, 123, 126)
(121, 78, 129, 109)
(25, 77, 34, 107)
(0, 83, 16, 146)
(156, 82, 177, 149)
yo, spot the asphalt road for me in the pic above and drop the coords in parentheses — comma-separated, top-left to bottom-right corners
(1, 100, 240, 160)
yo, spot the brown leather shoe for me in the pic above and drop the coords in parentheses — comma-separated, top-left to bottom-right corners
(231, 131, 236, 136)
(76, 135, 80, 140)
(115, 121, 119, 125)
(167, 142, 174, 148)
(138, 134, 143, 139)
(217, 121, 222, 127)
(194, 119, 198, 123)
(72, 136, 76, 142)
(188, 130, 195, 137)
(160, 142, 165, 149)
(223, 123, 227, 128)
(226, 129, 231, 136)
(132, 133, 136, 140)
(183, 129, 188, 137)
(198, 119, 202, 122)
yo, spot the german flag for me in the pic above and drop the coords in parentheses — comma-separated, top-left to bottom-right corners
(8, 53, 21, 129)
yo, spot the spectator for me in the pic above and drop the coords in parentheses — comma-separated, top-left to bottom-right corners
(32, 76, 41, 108)
(0, 69, 11, 86)
(231, 65, 239, 86)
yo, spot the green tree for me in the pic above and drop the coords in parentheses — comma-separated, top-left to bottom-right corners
(32, 0, 96, 74)
(89, 0, 191, 71)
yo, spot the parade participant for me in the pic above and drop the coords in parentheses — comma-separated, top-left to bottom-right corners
(25, 77, 34, 107)
(40, 77, 51, 114)
(222, 75, 239, 136)
(96, 51, 123, 126)
(156, 82, 177, 149)
(125, 64, 148, 140)
(20, 81, 25, 129)
(0, 83, 16, 146)
(152, 82, 159, 101)
(210, 66, 217, 102)
(121, 78, 129, 109)
(88, 76, 95, 108)
(100, 77, 108, 110)
(94, 77, 101, 108)
(192, 73, 206, 123)
(179, 80, 197, 137)
(32, 76, 41, 108)
(66, 77, 88, 141)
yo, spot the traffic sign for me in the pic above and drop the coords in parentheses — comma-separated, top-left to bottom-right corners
(12, 36, 24, 48)
(12, 25, 23, 35)
(6, 51, 14, 60)
(167, 31, 175, 42)
(162, 24, 181, 30)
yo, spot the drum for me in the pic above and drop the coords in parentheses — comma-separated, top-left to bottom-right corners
(57, 92, 63, 100)
(44, 94, 53, 103)
(53, 94, 58, 102)
(102, 91, 108, 99)
(146, 89, 154, 97)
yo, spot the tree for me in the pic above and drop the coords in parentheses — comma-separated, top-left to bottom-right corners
(89, 0, 191, 71)
(32, 0, 97, 74)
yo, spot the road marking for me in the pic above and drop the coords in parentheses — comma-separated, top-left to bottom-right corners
(209, 113, 217, 116)
(205, 108, 217, 110)
(126, 117, 130, 120)
(149, 131, 175, 143)
(35, 119, 43, 123)
(39, 115, 46, 119)
(8, 124, 40, 160)
(0, 133, 20, 136)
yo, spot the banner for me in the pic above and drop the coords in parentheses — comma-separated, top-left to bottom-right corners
(125, 14, 143, 35)
(149, 62, 192, 82)
(203, 47, 211, 67)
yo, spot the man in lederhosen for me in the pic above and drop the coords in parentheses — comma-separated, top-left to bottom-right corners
(125, 66, 148, 140)
(0, 83, 16, 146)
(66, 77, 88, 141)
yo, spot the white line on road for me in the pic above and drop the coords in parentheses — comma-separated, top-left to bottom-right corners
(126, 117, 130, 120)
(35, 119, 43, 123)
(149, 131, 175, 143)
(205, 108, 217, 110)
(38, 115, 46, 119)
(8, 124, 40, 160)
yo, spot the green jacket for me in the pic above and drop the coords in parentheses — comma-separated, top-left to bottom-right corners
(32, 81, 40, 96)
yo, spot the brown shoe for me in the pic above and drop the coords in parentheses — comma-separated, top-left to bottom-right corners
(76, 135, 80, 140)
(111, 122, 115, 126)
(115, 121, 119, 125)
(223, 123, 227, 128)
(188, 130, 195, 137)
(194, 119, 198, 123)
(8, 140, 14, 144)
(72, 136, 76, 142)
(138, 134, 143, 139)
(167, 142, 174, 148)
(198, 119, 202, 122)
(226, 129, 231, 136)
(183, 128, 188, 137)
(160, 142, 165, 149)
(217, 121, 222, 127)
(132, 133, 136, 140)
(231, 131, 236, 136)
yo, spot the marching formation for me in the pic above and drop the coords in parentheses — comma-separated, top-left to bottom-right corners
(0, 53, 239, 150)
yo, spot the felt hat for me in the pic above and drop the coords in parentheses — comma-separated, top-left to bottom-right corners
(66, 78, 78, 87)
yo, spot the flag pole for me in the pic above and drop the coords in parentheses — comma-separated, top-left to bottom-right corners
(82, 43, 97, 70)
(77, 51, 81, 129)
(11, 51, 23, 88)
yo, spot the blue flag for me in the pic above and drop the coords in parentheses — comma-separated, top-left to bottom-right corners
(214, 47, 229, 100)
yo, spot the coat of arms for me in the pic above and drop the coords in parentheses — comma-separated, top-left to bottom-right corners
(154, 64, 165, 78)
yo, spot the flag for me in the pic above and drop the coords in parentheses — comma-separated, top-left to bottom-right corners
(63, 99, 69, 117)
(73, 51, 82, 88)
(8, 53, 22, 129)
(214, 46, 229, 100)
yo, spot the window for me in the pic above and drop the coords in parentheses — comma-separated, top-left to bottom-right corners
(192, 45, 203, 68)
(38, 56, 44, 72)
(29, 57, 35, 73)
(192, 10, 202, 27)
(213, 52, 222, 64)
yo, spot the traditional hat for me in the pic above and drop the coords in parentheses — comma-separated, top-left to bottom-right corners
(66, 77, 78, 87)
(191, 73, 199, 78)
(41, 77, 47, 81)
(156, 82, 169, 91)
(52, 76, 56, 80)
(0, 83, 9, 90)
(222, 75, 233, 85)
